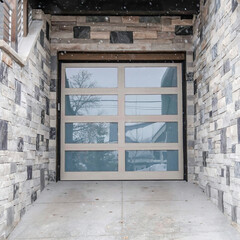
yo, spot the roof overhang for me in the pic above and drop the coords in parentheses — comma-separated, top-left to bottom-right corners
(29, 0, 200, 16)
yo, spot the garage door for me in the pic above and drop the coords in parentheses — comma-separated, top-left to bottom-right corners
(61, 63, 183, 180)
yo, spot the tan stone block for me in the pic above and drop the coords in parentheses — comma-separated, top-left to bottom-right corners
(51, 21, 77, 26)
(172, 19, 193, 25)
(110, 16, 122, 23)
(51, 25, 59, 31)
(161, 17, 172, 25)
(77, 16, 86, 24)
(173, 36, 192, 44)
(157, 32, 175, 39)
(52, 16, 77, 21)
(236, 144, 240, 155)
(122, 16, 139, 24)
(51, 31, 73, 39)
(51, 38, 108, 45)
(91, 25, 127, 32)
(127, 26, 162, 31)
(2, 52, 13, 68)
(150, 43, 176, 51)
(59, 25, 74, 31)
(90, 32, 110, 40)
(217, 119, 224, 130)
(51, 42, 152, 52)
(162, 25, 175, 32)
(133, 31, 158, 39)
(144, 38, 173, 44)
(210, 123, 215, 132)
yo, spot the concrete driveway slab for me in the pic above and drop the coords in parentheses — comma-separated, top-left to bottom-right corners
(122, 181, 207, 201)
(8, 181, 240, 240)
(9, 202, 122, 239)
(37, 181, 122, 203)
(122, 200, 239, 236)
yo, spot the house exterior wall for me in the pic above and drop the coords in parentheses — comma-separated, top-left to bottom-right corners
(0, 4, 3, 40)
(193, 0, 240, 227)
(0, 15, 51, 239)
(0, 12, 196, 237)
(1, 1, 240, 238)
(49, 14, 195, 182)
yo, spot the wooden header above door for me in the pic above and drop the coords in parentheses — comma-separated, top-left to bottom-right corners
(58, 52, 186, 62)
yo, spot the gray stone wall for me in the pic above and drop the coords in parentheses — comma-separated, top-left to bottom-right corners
(193, 0, 240, 227)
(0, 4, 3, 40)
(0, 17, 51, 239)
(49, 15, 195, 181)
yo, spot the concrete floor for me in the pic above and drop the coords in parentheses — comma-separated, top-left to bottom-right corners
(8, 181, 240, 240)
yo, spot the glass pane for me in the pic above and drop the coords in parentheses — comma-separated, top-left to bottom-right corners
(65, 151, 118, 172)
(125, 67, 177, 87)
(65, 68, 118, 88)
(65, 95, 118, 116)
(65, 122, 118, 143)
(125, 150, 178, 171)
(125, 122, 178, 143)
(125, 95, 177, 115)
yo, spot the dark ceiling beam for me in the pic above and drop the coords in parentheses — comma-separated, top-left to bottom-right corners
(28, 0, 200, 16)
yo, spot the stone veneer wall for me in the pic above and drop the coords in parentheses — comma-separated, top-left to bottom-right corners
(49, 14, 196, 181)
(193, 0, 240, 227)
(0, 14, 51, 239)
(1, 1, 240, 237)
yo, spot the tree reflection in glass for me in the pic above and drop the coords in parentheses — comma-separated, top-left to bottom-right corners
(66, 70, 97, 88)
(66, 122, 118, 144)
(65, 151, 118, 172)
(65, 70, 118, 116)
(65, 68, 118, 88)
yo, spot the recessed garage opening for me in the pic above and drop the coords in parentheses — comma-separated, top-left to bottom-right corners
(60, 61, 183, 180)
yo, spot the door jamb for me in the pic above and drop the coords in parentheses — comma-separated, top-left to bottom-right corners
(56, 52, 187, 181)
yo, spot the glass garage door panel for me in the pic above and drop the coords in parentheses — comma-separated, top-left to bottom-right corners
(125, 67, 177, 87)
(125, 122, 178, 143)
(125, 95, 178, 115)
(65, 68, 118, 88)
(65, 95, 118, 116)
(61, 63, 182, 180)
(65, 122, 118, 144)
(65, 151, 118, 172)
(125, 150, 178, 171)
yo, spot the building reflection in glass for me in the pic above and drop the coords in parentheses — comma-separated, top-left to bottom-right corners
(125, 67, 177, 88)
(125, 94, 177, 115)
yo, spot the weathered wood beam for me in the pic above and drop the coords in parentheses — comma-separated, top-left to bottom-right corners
(58, 52, 186, 61)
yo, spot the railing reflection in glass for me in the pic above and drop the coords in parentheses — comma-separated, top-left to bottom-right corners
(125, 150, 178, 171)
(125, 122, 178, 143)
